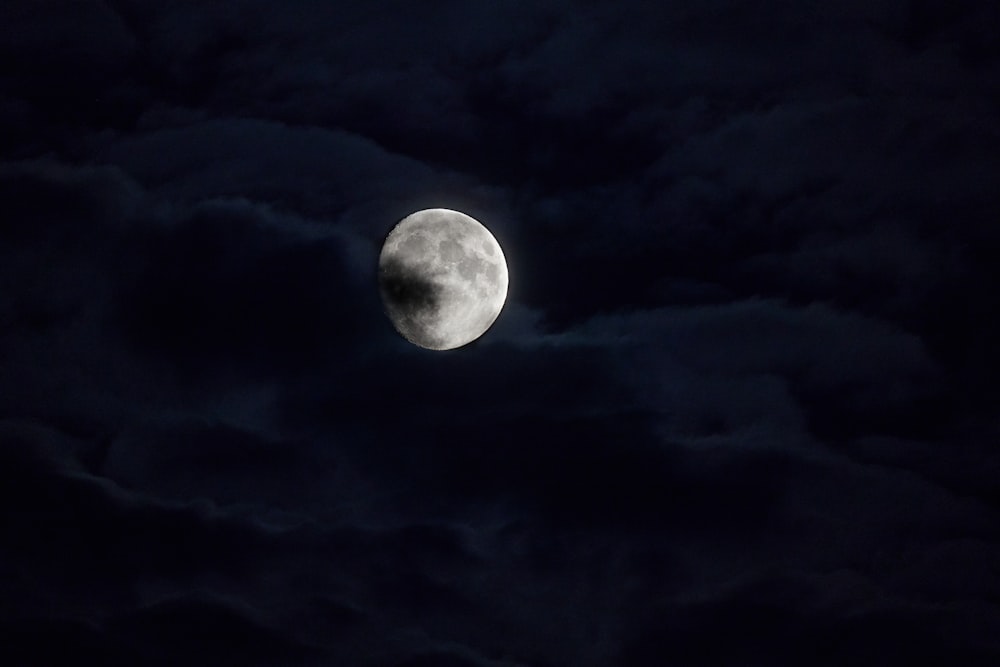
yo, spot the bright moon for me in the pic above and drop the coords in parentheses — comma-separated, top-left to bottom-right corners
(378, 208, 509, 350)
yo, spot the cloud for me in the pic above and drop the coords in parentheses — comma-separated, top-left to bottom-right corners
(573, 298, 940, 447)
(622, 570, 1000, 666)
(114, 196, 372, 382)
(101, 419, 343, 512)
(0, 160, 156, 422)
(104, 594, 319, 667)
(92, 118, 457, 221)
(0, 159, 382, 419)
(0, 421, 275, 618)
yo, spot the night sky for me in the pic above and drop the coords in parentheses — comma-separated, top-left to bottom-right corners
(2, 1, 1000, 665)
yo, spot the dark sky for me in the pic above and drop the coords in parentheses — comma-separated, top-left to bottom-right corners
(2, 1, 999, 665)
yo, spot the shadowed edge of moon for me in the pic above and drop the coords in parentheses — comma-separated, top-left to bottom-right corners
(377, 255, 447, 349)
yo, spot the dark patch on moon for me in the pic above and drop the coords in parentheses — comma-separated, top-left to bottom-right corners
(378, 256, 443, 344)
(379, 256, 440, 313)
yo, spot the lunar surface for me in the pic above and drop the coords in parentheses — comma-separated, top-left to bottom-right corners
(378, 208, 508, 350)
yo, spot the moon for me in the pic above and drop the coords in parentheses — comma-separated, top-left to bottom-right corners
(378, 208, 509, 350)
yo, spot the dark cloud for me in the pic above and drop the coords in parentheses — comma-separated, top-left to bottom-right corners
(101, 419, 342, 511)
(623, 571, 1000, 666)
(104, 595, 319, 667)
(91, 118, 456, 220)
(116, 198, 370, 381)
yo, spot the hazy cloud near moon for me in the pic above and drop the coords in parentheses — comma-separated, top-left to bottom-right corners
(2, 0, 1000, 665)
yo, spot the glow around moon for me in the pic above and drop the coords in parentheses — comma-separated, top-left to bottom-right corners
(378, 208, 509, 350)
